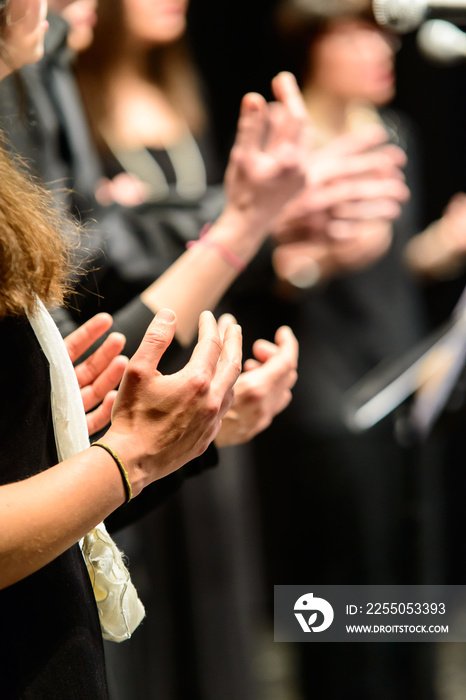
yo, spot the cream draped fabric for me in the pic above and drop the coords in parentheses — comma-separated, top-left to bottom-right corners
(27, 299, 145, 642)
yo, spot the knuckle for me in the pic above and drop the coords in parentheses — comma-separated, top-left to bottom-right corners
(201, 396, 221, 420)
(245, 383, 265, 404)
(146, 327, 171, 345)
(190, 371, 211, 396)
(124, 360, 145, 384)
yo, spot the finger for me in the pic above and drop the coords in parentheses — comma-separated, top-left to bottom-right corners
(211, 321, 243, 394)
(271, 72, 311, 150)
(324, 126, 389, 158)
(264, 101, 309, 156)
(271, 72, 309, 123)
(85, 391, 117, 437)
(248, 329, 298, 387)
(187, 311, 223, 380)
(275, 325, 299, 358)
(380, 144, 408, 169)
(129, 308, 177, 373)
(218, 313, 238, 341)
(231, 92, 268, 153)
(244, 358, 261, 372)
(331, 198, 402, 221)
(444, 191, 466, 215)
(313, 177, 410, 211)
(313, 153, 405, 186)
(263, 101, 288, 152)
(218, 386, 236, 422)
(251, 338, 280, 364)
(64, 313, 114, 364)
(80, 355, 129, 412)
(74, 331, 126, 388)
(242, 353, 298, 396)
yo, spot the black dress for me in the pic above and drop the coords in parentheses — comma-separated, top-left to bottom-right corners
(0, 315, 108, 700)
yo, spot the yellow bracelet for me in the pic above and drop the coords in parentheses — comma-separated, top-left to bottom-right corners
(91, 442, 132, 504)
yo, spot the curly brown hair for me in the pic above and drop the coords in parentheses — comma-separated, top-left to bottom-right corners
(0, 136, 72, 318)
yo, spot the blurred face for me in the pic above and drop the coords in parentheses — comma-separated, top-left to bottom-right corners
(309, 19, 398, 106)
(1, 0, 49, 71)
(48, 0, 97, 52)
(122, 0, 188, 46)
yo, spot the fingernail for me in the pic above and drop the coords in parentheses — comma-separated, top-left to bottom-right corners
(157, 308, 176, 323)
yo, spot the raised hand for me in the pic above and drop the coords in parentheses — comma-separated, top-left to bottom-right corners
(64, 314, 128, 436)
(215, 316, 298, 446)
(272, 127, 410, 244)
(273, 219, 393, 288)
(105, 309, 242, 495)
(223, 72, 310, 233)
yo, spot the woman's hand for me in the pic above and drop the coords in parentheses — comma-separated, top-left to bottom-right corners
(222, 72, 310, 237)
(215, 317, 298, 446)
(64, 314, 128, 436)
(272, 127, 409, 245)
(105, 309, 242, 495)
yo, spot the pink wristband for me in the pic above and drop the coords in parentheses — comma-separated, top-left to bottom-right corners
(186, 223, 247, 273)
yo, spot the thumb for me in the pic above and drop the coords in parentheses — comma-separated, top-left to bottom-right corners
(131, 308, 177, 372)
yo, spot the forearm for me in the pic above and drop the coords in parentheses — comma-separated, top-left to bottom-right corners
(405, 221, 466, 280)
(0, 444, 132, 589)
(141, 207, 268, 346)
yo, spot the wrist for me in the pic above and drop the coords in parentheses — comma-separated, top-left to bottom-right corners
(187, 223, 247, 272)
(98, 430, 150, 499)
(211, 206, 270, 261)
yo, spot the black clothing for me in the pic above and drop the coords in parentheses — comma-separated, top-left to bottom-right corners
(228, 112, 439, 700)
(0, 15, 225, 358)
(0, 17, 258, 700)
(0, 316, 108, 700)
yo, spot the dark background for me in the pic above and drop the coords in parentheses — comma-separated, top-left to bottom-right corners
(188, 0, 466, 230)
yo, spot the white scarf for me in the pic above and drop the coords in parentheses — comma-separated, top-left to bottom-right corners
(27, 299, 145, 642)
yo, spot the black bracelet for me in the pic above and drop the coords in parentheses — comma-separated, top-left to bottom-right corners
(91, 442, 132, 504)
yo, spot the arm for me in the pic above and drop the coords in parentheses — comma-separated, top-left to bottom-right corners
(140, 72, 309, 346)
(405, 192, 466, 280)
(0, 309, 241, 589)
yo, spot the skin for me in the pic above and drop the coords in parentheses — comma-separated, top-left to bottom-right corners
(1, 2, 305, 449)
(405, 192, 466, 278)
(0, 0, 48, 77)
(64, 313, 128, 435)
(0, 1, 304, 587)
(215, 320, 298, 447)
(121, 0, 188, 48)
(0, 310, 242, 589)
(271, 20, 409, 286)
(306, 18, 397, 110)
(140, 72, 309, 345)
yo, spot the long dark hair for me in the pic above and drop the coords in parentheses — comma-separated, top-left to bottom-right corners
(75, 0, 207, 149)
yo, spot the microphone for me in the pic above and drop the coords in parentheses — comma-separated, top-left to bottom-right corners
(373, 0, 466, 33)
(417, 20, 466, 63)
